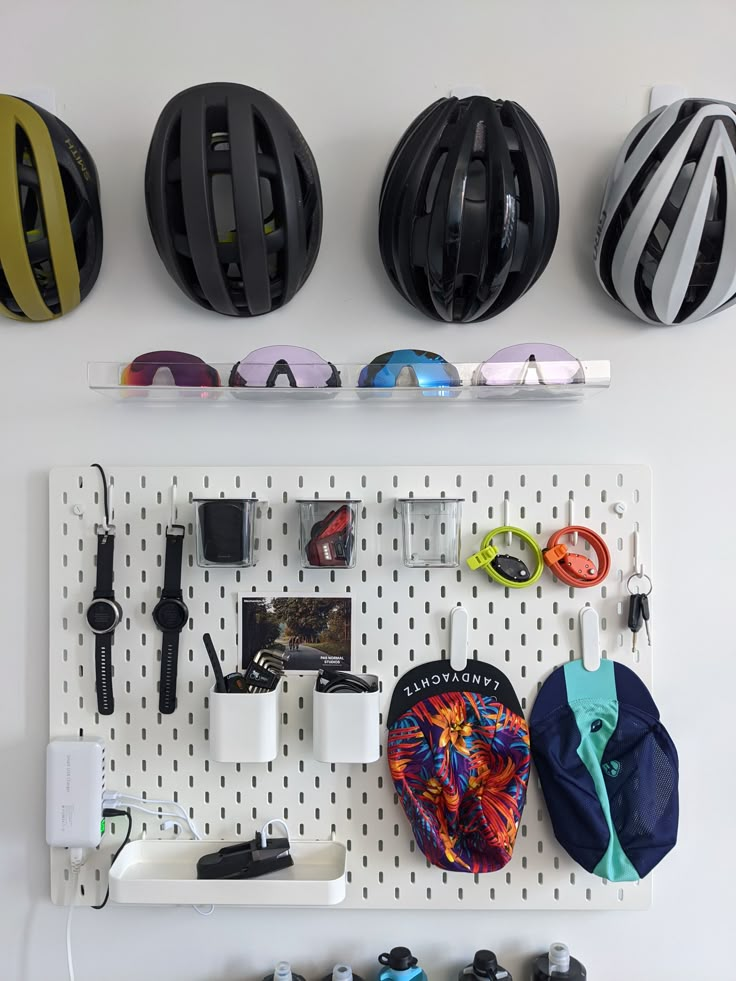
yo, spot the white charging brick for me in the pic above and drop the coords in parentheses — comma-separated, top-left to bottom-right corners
(49, 465, 652, 910)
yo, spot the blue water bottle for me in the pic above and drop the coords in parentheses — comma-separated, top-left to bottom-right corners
(378, 948, 426, 981)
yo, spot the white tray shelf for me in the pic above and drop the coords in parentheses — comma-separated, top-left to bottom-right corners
(87, 361, 610, 403)
(108, 839, 347, 907)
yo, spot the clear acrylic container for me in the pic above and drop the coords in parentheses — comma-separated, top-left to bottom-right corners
(399, 498, 463, 568)
(193, 498, 261, 568)
(297, 500, 361, 570)
(208, 686, 280, 763)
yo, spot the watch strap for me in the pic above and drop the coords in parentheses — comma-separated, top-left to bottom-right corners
(94, 531, 116, 599)
(158, 526, 186, 714)
(159, 631, 180, 715)
(95, 631, 114, 715)
(163, 526, 185, 598)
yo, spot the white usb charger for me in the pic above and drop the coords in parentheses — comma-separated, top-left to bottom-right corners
(46, 738, 106, 850)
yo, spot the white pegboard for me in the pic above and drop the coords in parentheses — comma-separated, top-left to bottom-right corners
(49, 465, 652, 910)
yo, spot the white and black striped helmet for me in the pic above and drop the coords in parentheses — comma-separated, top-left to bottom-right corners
(594, 98, 736, 325)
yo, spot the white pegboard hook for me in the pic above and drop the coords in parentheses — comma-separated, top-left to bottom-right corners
(449, 605, 469, 671)
(503, 494, 512, 546)
(449, 85, 487, 99)
(633, 529, 644, 576)
(649, 84, 687, 112)
(567, 496, 578, 546)
(579, 606, 601, 673)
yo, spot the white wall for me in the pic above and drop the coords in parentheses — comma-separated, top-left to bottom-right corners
(1, 1, 733, 978)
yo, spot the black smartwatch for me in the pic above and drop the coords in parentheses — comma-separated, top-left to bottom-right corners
(86, 525, 122, 716)
(152, 524, 188, 715)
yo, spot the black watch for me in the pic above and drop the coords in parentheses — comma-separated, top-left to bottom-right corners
(152, 524, 188, 715)
(86, 525, 122, 716)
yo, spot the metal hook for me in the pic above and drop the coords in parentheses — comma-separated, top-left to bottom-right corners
(568, 497, 578, 546)
(91, 463, 112, 531)
(169, 480, 178, 529)
(503, 495, 512, 546)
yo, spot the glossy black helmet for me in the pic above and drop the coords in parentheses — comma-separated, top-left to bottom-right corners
(378, 95, 559, 323)
(145, 82, 322, 317)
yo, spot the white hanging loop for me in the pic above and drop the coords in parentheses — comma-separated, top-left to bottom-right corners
(579, 606, 601, 672)
(449, 605, 469, 671)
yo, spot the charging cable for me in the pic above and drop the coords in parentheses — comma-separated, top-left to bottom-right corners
(258, 818, 291, 848)
(91, 808, 133, 910)
(66, 848, 87, 981)
(103, 792, 202, 840)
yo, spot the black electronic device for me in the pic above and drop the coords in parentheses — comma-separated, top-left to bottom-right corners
(196, 836, 293, 880)
(199, 500, 246, 563)
(490, 554, 531, 583)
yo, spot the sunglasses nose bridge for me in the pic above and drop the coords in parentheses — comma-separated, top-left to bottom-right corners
(266, 359, 298, 387)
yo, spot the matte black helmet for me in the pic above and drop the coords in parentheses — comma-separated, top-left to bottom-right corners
(0, 95, 103, 322)
(378, 95, 559, 323)
(145, 82, 322, 317)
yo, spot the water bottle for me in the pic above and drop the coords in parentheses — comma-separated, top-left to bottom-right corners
(531, 944, 586, 980)
(378, 947, 426, 981)
(460, 949, 512, 981)
(323, 966, 365, 981)
(264, 962, 306, 981)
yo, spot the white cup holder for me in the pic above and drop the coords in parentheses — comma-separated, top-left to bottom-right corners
(208, 686, 280, 763)
(312, 677, 381, 764)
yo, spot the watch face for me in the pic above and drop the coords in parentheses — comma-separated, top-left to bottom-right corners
(86, 598, 122, 634)
(153, 598, 189, 632)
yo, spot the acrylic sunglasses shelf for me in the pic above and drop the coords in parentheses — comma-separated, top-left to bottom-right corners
(49, 464, 651, 911)
(87, 361, 611, 403)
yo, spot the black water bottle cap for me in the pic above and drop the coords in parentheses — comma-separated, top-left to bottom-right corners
(473, 951, 498, 977)
(379, 948, 417, 971)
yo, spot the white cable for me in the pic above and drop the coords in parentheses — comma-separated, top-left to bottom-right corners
(66, 903, 75, 981)
(65, 849, 87, 981)
(104, 792, 197, 828)
(193, 904, 215, 916)
(122, 803, 201, 839)
(69, 848, 86, 875)
(259, 818, 290, 848)
(109, 801, 202, 840)
(103, 792, 202, 839)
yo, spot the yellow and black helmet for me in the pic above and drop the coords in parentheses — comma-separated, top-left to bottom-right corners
(0, 95, 102, 322)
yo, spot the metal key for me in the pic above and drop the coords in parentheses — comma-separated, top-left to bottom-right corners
(627, 592, 643, 652)
(640, 592, 651, 645)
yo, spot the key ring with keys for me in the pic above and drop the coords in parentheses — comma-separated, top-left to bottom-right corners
(626, 572, 652, 596)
